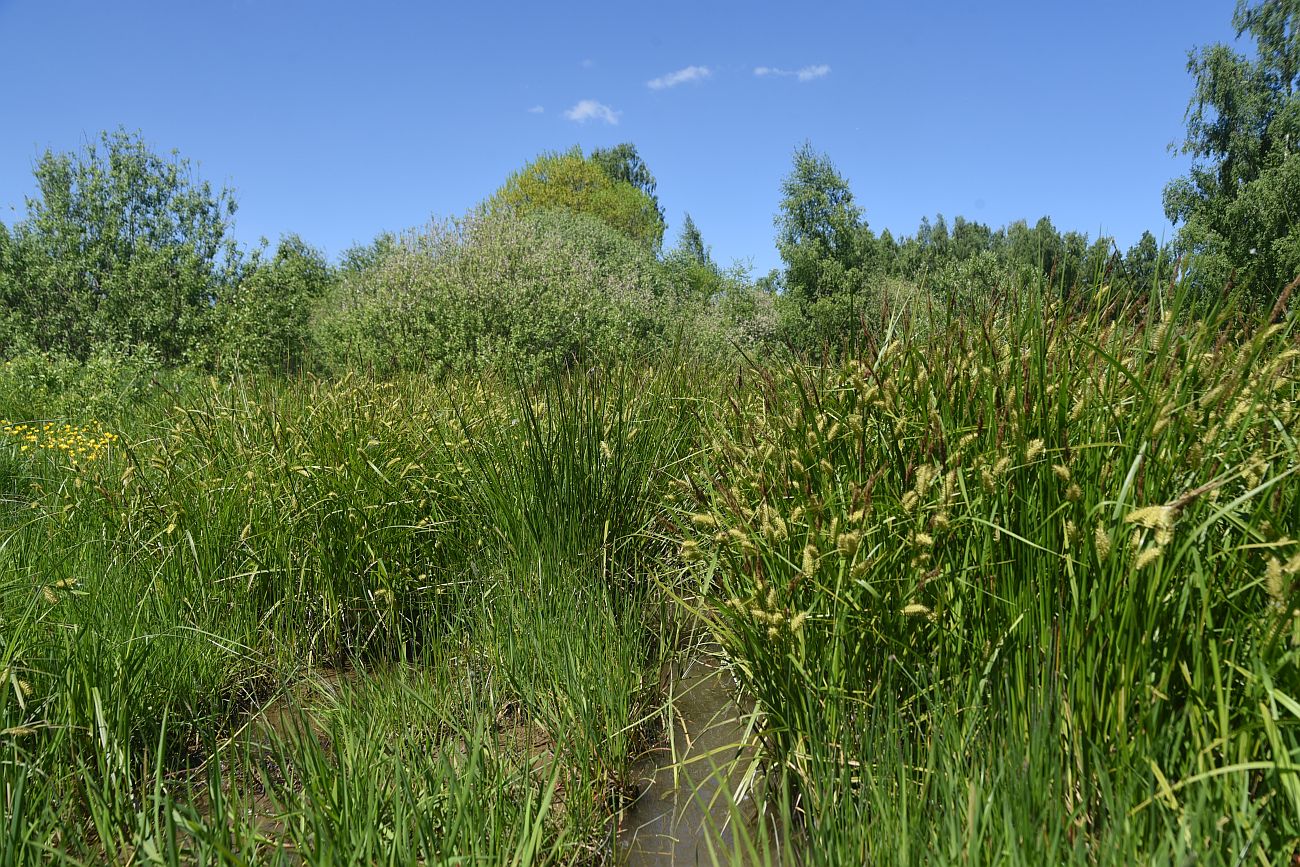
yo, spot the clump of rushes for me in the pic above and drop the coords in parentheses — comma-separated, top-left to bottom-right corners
(0, 361, 705, 864)
(679, 289, 1300, 862)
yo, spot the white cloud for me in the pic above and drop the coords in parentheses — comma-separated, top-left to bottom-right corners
(753, 64, 831, 82)
(564, 99, 620, 125)
(647, 65, 711, 90)
(527, 105, 545, 114)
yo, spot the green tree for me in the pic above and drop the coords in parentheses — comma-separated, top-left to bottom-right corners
(1164, 0, 1300, 301)
(2, 128, 237, 361)
(339, 232, 397, 277)
(773, 143, 882, 352)
(1122, 231, 1172, 291)
(675, 213, 709, 265)
(665, 212, 724, 304)
(0, 222, 20, 353)
(214, 234, 331, 371)
(590, 142, 664, 225)
(489, 148, 665, 249)
(950, 216, 994, 262)
(877, 228, 899, 270)
(775, 142, 868, 303)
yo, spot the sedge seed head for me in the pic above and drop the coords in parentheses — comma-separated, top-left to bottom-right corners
(1025, 439, 1045, 463)
(1095, 525, 1112, 559)
(1267, 556, 1286, 604)
(1126, 504, 1176, 534)
(1135, 546, 1164, 570)
(802, 544, 818, 577)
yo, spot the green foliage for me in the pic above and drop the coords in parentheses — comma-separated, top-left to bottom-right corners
(775, 142, 875, 304)
(213, 234, 332, 372)
(773, 281, 870, 353)
(1, 128, 237, 363)
(704, 273, 779, 354)
(664, 212, 718, 300)
(885, 211, 1170, 315)
(590, 141, 665, 225)
(675, 213, 708, 264)
(926, 248, 1013, 319)
(662, 214, 780, 356)
(772, 143, 886, 353)
(681, 290, 1300, 861)
(1114, 229, 1176, 301)
(339, 231, 397, 276)
(488, 147, 665, 249)
(0, 223, 24, 355)
(312, 208, 678, 376)
(1164, 0, 1300, 301)
(0, 344, 167, 422)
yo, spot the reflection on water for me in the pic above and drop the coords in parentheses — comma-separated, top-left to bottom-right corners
(618, 652, 759, 866)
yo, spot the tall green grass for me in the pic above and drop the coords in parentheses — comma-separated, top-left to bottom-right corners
(681, 290, 1300, 862)
(0, 361, 700, 864)
(4, 287, 1300, 864)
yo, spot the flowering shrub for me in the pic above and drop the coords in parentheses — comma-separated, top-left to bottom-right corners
(311, 209, 681, 377)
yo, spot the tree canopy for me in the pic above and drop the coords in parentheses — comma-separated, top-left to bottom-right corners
(2, 127, 238, 362)
(489, 147, 665, 249)
(590, 142, 664, 225)
(1164, 0, 1300, 300)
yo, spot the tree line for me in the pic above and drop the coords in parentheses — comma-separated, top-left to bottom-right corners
(0, 0, 1295, 375)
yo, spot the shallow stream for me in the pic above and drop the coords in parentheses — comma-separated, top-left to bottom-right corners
(617, 652, 759, 865)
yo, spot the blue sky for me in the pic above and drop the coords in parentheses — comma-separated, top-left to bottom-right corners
(0, 0, 1241, 275)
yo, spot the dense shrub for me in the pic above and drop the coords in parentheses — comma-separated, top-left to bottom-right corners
(688, 273, 779, 358)
(0, 344, 167, 421)
(211, 234, 332, 372)
(311, 209, 681, 376)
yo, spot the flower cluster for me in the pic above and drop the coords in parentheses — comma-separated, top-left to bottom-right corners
(0, 420, 120, 463)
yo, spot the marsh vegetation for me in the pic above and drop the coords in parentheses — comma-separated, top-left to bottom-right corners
(5, 2, 1300, 862)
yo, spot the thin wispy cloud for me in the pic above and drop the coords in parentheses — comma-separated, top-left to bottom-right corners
(754, 64, 832, 82)
(527, 105, 545, 114)
(564, 99, 620, 125)
(647, 65, 711, 90)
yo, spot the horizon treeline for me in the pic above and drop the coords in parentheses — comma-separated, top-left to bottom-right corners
(0, 130, 1180, 375)
(0, 0, 1296, 379)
